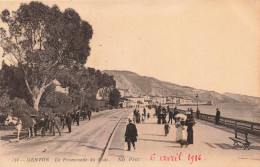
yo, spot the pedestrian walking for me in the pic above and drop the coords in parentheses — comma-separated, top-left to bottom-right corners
(133, 108, 137, 116)
(185, 115, 196, 145)
(157, 107, 162, 124)
(133, 114, 136, 123)
(136, 110, 141, 123)
(164, 122, 170, 136)
(66, 114, 72, 133)
(168, 109, 174, 124)
(173, 107, 178, 123)
(125, 119, 138, 151)
(76, 111, 80, 126)
(162, 107, 167, 124)
(143, 107, 146, 117)
(175, 117, 184, 142)
(50, 115, 61, 136)
(72, 109, 76, 124)
(141, 114, 145, 123)
(147, 113, 150, 119)
(87, 108, 92, 120)
(215, 108, 220, 124)
(82, 110, 87, 120)
(167, 105, 170, 113)
(61, 113, 66, 129)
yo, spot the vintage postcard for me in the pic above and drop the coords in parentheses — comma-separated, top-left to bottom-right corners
(0, 0, 259, 167)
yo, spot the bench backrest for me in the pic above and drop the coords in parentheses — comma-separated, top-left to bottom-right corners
(235, 129, 249, 142)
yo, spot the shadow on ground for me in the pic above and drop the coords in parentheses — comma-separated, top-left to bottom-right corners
(204, 142, 260, 150)
(139, 138, 175, 144)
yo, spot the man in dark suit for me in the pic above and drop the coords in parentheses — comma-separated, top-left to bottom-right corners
(66, 114, 72, 133)
(76, 111, 80, 126)
(168, 109, 174, 124)
(87, 108, 92, 120)
(215, 108, 220, 124)
(125, 119, 138, 151)
(173, 107, 178, 123)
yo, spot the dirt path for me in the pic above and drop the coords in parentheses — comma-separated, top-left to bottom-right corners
(0, 108, 132, 165)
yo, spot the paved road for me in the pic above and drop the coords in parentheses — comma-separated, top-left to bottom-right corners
(0, 108, 132, 165)
(104, 108, 260, 167)
(1, 107, 260, 167)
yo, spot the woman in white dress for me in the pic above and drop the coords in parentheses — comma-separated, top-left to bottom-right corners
(175, 117, 184, 141)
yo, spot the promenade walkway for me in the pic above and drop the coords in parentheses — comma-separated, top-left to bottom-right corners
(106, 108, 260, 167)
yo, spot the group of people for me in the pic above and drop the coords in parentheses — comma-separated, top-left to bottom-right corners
(37, 104, 96, 136)
(156, 105, 179, 124)
(124, 106, 222, 151)
(133, 108, 149, 124)
(174, 114, 196, 147)
(125, 106, 196, 151)
(161, 106, 196, 147)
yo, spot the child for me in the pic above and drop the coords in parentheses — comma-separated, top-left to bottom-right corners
(164, 122, 170, 136)
(141, 114, 145, 123)
(133, 115, 136, 123)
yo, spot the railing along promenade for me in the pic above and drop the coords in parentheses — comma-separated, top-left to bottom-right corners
(175, 109, 260, 137)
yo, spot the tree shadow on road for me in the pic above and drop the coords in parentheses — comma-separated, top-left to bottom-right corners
(84, 145, 103, 151)
(109, 147, 125, 151)
(139, 138, 175, 143)
(165, 145, 182, 148)
(142, 134, 165, 137)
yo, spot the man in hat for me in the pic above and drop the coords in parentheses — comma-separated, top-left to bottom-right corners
(87, 108, 92, 120)
(76, 111, 80, 126)
(168, 109, 174, 124)
(66, 113, 72, 133)
(125, 119, 138, 151)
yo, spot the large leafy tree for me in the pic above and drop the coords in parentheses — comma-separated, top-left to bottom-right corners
(0, 62, 32, 105)
(109, 88, 121, 108)
(57, 67, 116, 107)
(0, 2, 93, 111)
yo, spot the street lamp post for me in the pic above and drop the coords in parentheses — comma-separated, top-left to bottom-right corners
(196, 94, 199, 112)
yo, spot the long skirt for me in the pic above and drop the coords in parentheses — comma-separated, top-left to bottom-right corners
(187, 129, 193, 144)
(176, 127, 183, 141)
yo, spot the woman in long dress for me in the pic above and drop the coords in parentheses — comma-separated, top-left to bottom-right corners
(185, 115, 196, 144)
(175, 118, 184, 141)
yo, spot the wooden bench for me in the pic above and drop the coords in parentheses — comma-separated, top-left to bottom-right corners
(229, 129, 251, 150)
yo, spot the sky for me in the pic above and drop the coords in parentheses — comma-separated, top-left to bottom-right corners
(0, 0, 259, 97)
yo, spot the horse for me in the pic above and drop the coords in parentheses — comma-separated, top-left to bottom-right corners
(5, 114, 36, 142)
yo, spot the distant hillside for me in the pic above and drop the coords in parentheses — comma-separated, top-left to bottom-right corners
(103, 70, 239, 103)
(224, 92, 260, 104)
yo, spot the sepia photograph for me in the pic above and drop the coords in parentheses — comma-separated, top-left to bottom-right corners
(0, 0, 260, 167)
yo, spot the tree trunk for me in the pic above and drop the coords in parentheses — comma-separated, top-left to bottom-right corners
(32, 81, 53, 111)
(33, 90, 44, 111)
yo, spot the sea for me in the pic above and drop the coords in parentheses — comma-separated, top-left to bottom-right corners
(177, 103, 260, 123)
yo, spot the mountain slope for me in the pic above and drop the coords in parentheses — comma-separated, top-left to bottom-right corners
(103, 70, 239, 103)
(223, 92, 260, 104)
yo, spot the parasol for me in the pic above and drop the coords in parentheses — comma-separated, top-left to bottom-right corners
(175, 113, 187, 120)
